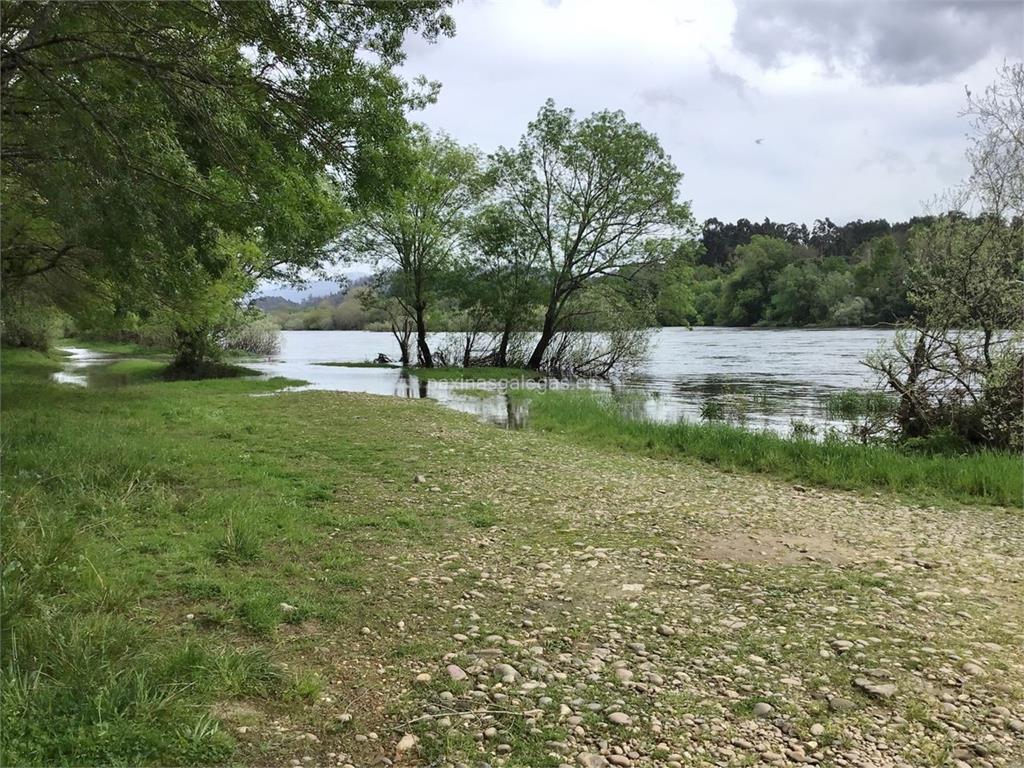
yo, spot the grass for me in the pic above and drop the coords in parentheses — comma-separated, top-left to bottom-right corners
(519, 390, 1023, 508)
(3, 345, 1022, 766)
(0, 347, 515, 765)
(405, 365, 543, 381)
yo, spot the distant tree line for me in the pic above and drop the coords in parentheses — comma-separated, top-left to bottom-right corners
(263, 211, 1012, 334)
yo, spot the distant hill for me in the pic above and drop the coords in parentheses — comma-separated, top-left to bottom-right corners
(253, 279, 346, 303)
(251, 295, 300, 313)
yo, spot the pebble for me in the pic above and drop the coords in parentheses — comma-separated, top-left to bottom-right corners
(752, 702, 773, 717)
(395, 733, 418, 753)
(607, 711, 632, 726)
(446, 664, 468, 681)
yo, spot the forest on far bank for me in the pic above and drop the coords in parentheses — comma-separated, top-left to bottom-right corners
(257, 213, 964, 332)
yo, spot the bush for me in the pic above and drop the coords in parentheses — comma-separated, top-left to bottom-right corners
(0, 302, 63, 351)
(224, 315, 280, 357)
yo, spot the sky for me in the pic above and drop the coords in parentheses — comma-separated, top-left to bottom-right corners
(399, 0, 1024, 225)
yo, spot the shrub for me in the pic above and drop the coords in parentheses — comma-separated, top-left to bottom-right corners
(0, 302, 63, 351)
(224, 315, 280, 357)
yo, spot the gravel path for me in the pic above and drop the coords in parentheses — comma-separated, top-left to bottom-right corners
(236, 397, 1024, 768)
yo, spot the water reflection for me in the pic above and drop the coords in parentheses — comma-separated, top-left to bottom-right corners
(50, 347, 114, 386)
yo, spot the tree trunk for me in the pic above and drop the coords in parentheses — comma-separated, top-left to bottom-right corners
(415, 305, 433, 368)
(391, 322, 411, 366)
(527, 301, 558, 370)
(496, 321, 512, 368)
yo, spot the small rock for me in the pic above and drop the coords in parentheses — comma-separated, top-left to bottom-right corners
(810, 723, 825, 737)
(395, 733, 418, 753)
(446, 664, 468, 681)
(608, 711, 632, 726)
(828, 697, 856, 712)
(854, 677, 897, 698)
(279, 602, 297, 613)
(752, 702, 773, 717)
(961, 662, 985, 677)
(577, 753, 609, 768)
(414, 672, 431, 684)
(413, 475, 426, 484)
(656, 624, 675, 636)
(493, 663, 519, 684)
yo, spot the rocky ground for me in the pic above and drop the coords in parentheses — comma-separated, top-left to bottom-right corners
(221, 396, 1023, 768)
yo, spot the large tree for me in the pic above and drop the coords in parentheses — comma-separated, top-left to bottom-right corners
(0, 0, 454, 363)
(490, 100, 692, 371)
(346, 129, 480, 367)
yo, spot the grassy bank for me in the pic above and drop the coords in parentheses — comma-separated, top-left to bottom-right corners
(520, 390, 1023, 508)
(4, 348, 1023, 767)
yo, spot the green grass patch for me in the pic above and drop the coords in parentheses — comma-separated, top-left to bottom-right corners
(521, 390, 1023, 508)
(0, 347, 495, 765)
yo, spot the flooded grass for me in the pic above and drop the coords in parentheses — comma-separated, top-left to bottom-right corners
(314, 361, 400, 368)
(405, 365, 543, 381)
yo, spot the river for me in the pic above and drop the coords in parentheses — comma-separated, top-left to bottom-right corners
(240, 328, 896, 434)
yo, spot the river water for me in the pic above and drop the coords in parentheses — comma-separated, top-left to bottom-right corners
(241, 328, 896, 434)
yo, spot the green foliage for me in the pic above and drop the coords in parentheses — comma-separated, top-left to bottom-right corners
(1, 1, 454, 357)
(490, 99, 692, 368)
(716, 236, 793, 325)
(0, 300, 65, 351)
(345, 129, 481, 367)
(823, 390, 896, 421)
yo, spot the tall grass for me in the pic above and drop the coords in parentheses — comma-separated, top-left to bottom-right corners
(522, 390, 1023, 508)
(0, 349, 294, 765)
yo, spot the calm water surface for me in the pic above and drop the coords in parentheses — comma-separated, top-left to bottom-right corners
(244, 328, 895, 434)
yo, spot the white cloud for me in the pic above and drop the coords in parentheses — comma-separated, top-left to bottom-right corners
(401, 0, 1020, 223)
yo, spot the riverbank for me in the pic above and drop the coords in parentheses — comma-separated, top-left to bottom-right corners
(3, 347, 1023, 767)
(519, 390, 1023, 508)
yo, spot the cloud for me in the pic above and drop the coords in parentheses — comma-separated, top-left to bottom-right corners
(637, 87, 689, 109)
(732, 0, 1023, 84)
(708, 58, 754, 100)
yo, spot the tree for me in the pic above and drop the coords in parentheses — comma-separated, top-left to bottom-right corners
(715, 236, 792, 325)
(0, 1, 454, 364)
(490, 100, 692, 371)
(347, 129, 480, 367)
(867, 64, 1024, 450)
(852, 235, 910, 323)
(654, 245, 700, 326)
(461, 204, 544, 367)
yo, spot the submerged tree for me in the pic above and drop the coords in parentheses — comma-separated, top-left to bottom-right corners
(0, 1, 454, 366)
(460, 204, 544, 367)
(490, 100, 692, 371)
(347, 130, 480, 367)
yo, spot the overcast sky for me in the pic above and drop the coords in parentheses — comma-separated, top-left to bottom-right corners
(400, 0, 1023, 225)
